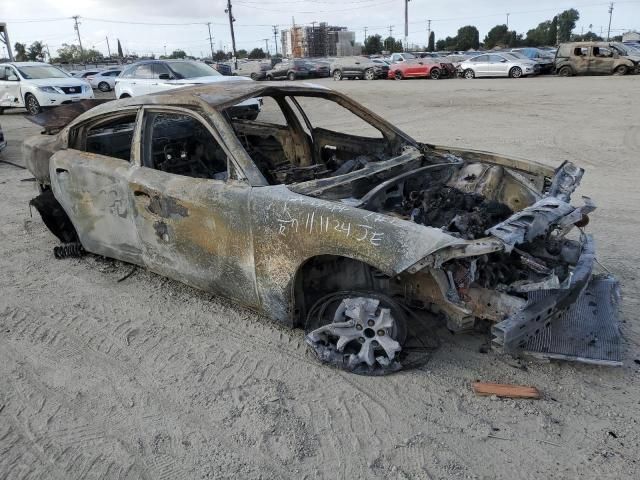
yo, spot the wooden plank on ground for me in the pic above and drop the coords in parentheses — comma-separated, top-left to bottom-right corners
(472, 382, 541, 399)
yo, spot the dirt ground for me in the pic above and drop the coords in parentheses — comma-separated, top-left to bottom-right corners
(1, 75, 639, 479)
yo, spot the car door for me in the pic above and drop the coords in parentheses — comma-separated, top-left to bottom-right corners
(130, 63, 155, 95)
(129, 106, 259, 308)
(49, 108, 144, 265)
(489, 55, 510, 76)
(275, 60, 289, 78)
(589, 46, 615, 74)
(471, 55, 490, 76)
(0, 65, 23, 107)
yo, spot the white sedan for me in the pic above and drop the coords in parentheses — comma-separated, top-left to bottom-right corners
(115, 60, 261, 119)
(0, 62, 93, 115)
(87, 69, 122, 92)
(459, 53, 538, 79)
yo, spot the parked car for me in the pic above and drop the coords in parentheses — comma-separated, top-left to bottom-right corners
(388, 52, 417, 63)
(233, 61, 269, 80)
(0, 122, 6, 152)
(305, 60, 331, 78)
(212, 63, 233, 76)
(69, 70, 101, 78)
(114, 59, 260, 119)
(388, 59, 455, 80)
(510, 48, 555, 73)
(501, 52, 542, 74)
(23, 82, 621, 374)
(265, 59, 310, 80)
(0, 62, 93, 115)
(331, 57, 389, 80)
(459, 53, 537, 79)
(555, 42, 637, 76)
(87, 69, 122, 92)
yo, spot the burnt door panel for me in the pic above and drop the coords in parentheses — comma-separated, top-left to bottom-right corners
(128, 168, 259, 308)
(49, 150, 143, 264)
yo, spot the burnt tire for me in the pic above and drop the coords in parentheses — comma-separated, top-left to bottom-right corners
(305, 291, 408, 375)
(25, 94, 42, 115)
(463, 68, 475, 79)
(394, 70, 404, 80)
(613, 65, 628, 76)
(509, 66, 523, 78)
(364, 68, 375, 80)
(97, 81, 110, 92)
(558, 66, 573, 77)
(332, 69, 343, 81)
(287, 72, 296, 81)
(429, 68, 441, 80)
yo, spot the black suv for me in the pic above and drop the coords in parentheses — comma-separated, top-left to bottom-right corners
(266, 59, 310, 80)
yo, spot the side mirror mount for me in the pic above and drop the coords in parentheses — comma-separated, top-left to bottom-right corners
(158, 73, 171, 80)
(500, 59, 507, 63)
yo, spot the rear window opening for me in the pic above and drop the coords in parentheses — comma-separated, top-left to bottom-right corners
(227, 93, 396, 185)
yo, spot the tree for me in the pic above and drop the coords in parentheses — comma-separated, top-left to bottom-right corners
(427, 32, 435, 52)
(383, 36, 403, 53)
(455, 26, 480, 50)
(573, 31, 603, 42)
(525, 20, 552, 46)
(169, 49, 187, 59)
(53, 43, 103, 63)
(27, 41, 46, 61)
(237, 49, 248, 59)
(248, 48, 266, 59)
(484, 24, 519, 49)
(557, 8, 579, 42)
(548, 17, 558, 45)
(14, 42, 28, 61)
(435, 39, 446, 51)
(364, 34, 384, 55)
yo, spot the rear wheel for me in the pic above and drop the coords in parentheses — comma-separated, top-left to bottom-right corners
(613, 65, 628, 76)
(394, 70, 404, 80)
(287, 72, 296, 81)
(463, 68, 475, 79)
(118, 93, 131, 99)
(364, 68, 375, 80)
(98, 81, 110, 92)
(558, 66, 572, 77)
(429, 67, 441, 80)
(305, 292, 408, 375)
(250, 72, 258, 80)
(266, 75, 273, 81)
(332, 69, 343, 81)
(25, 94, 42, 115)
(0, 108, 4, 115)
(509, 66, 523, 78)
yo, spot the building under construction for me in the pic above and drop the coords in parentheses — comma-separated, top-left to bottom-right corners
(281, 22, 359, 58)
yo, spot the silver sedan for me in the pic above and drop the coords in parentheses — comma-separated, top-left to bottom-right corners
(459, 53, 537, 79)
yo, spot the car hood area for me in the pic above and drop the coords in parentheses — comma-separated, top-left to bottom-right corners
(21, 77, 89, 87)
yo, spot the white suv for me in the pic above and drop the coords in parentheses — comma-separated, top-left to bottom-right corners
(115, 60, 260, 119)
(0, 62, 94, 115)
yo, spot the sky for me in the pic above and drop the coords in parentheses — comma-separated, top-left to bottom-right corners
(1, 0, 639, 58)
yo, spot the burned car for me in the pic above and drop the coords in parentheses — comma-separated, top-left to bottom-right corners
(24, 82, 621, 374)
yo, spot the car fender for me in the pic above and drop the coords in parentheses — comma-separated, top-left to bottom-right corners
(248, 185, 471, 322)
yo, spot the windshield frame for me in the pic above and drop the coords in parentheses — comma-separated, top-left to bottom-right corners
(165, 61, 221, 79)
(16, 65, 71, 80)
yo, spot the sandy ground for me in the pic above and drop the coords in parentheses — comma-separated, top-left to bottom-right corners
(1, 75, 639, 479)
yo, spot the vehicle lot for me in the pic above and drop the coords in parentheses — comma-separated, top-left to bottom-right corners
(1, 75, 639, 479)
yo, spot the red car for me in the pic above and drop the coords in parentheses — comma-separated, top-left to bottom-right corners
(388, 60, 456, 80)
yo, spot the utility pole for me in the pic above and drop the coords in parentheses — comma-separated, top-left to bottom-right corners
(404, 0, 410, 51)
(273, 25, 279, 56)
(225, 0, 238, 69)
(363, 26, 368, 43)
(106, 37, 111, 58)
(426, 19, 431, 43)
(164, 45, 167, 56)
(72, 16, 84, 57)
(263, 38, 270, 56)
(207, 22, 215, 59)
(45, 44, 52, 62)
(506, 13, 510, 28)
(607, 2, 614, 41)
(388, 25, 394, 37)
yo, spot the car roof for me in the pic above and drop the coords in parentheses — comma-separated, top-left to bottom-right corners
(3, 61, 53, 67)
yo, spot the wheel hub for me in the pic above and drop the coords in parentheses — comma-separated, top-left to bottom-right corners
(306, 297, 402, 371)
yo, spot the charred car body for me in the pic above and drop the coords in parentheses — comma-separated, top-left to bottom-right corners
(24, 82, 622, 374)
